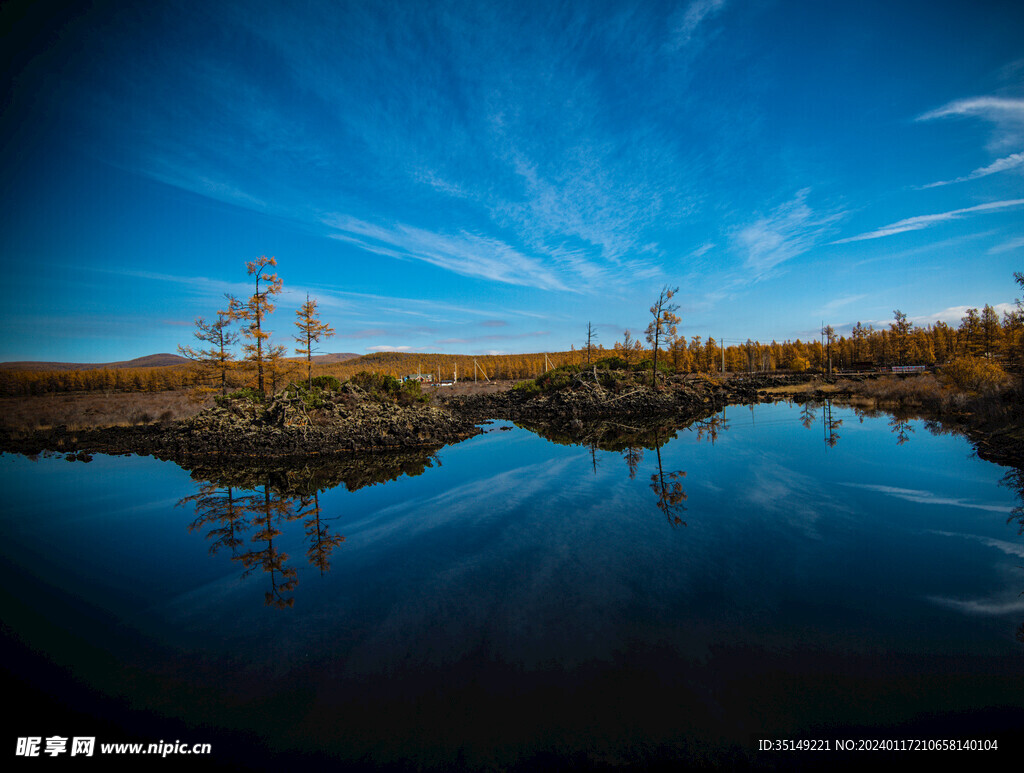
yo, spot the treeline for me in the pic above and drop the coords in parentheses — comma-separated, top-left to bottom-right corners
(0, 365, 202, 397)
(5, 263, 1020, 397)
(603, 303, 1022, 375)
(0, 351, 579, 396)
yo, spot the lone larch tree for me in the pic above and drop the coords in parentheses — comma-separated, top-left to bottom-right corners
(230, 255, 284, 395)
(178, 295, 238, 396)
(645, 286, 680, 386)
(294, 293, 336, 386)
(584, 322, 598, 365)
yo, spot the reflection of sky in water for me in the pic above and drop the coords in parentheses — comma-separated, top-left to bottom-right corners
(1, 401, 1022, 765)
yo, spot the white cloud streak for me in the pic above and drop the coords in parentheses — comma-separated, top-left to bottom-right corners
(918, 96, 1024, 122)
(324, 214, 570, 291)
(667, 0, 727, 51)
(988, 236, 1024, 254)
(733, 189, 842, 281)
(832, 199, 1024, 244)
(918, 96, 1024, 152)
(920, 151, 1024, 188)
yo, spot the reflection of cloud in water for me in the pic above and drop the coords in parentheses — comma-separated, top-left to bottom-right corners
(928, 530, 1024, 559)
(341, 453, 686, 673)
(163, 573, 251, 620)
(927, 596, 1024, 615)
(925, 531, 1024, 616)
(746, 458, 848, 538)
(840, 483, 1012, 513)
(350, 455, 578, 544)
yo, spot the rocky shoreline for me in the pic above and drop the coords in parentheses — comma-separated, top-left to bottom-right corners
(2, 371, 1020, 472)
(437, 371, 778, 425)
(0, 372, 776, 464)
(0, 386, 481, 463)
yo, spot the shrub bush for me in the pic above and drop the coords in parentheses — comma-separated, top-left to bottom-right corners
(215, 387, 265, 407)
(512, 379, 542, 396)
(310, 375, 342, 392)
(941, 357, 1009, 394)
(593, 356, 628, 371)
(346, 371, 428, 404)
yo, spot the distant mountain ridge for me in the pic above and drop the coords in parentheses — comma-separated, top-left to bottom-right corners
(0, 353, 192, 371)
(306, 352, 362, 364)
(0, 352, 364, 371)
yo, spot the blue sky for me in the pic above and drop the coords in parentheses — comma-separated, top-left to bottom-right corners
(2, 0, 1023, 362)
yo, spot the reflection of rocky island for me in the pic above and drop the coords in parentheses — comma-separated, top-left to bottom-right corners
(519, 412, 728, 528)
(515, 412, 728, 453)
(179, 448, 439, 607)
(2, 367, 760, 462)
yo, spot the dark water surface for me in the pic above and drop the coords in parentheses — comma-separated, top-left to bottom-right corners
(2, 402, 1022, 769)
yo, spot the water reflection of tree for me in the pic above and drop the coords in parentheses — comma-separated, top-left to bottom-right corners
(238, 486, 302, 608)
(822, 400, 842, 447)
(181, 483, 247, 557)
(178, 449, 439, 608)
(795, 399, 841, 446)
(651, 441, 686, 527)
(689, 414, 726, 444)
(624, 446, 643, 480)
(302, 491, 344, 575)
(889, 414, 914, 445)
(799, 402, 816, 430)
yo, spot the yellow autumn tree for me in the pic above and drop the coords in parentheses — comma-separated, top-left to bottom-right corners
(294, 293, 336, 386)
(230, 256, 284, 395)
(178, 295, 238, 396)
(645, 286, 680, 386)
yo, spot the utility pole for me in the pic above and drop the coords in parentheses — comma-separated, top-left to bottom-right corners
(473, 359, 490, 383)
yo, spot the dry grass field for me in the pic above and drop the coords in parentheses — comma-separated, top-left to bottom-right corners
(0, 390, 213, 432)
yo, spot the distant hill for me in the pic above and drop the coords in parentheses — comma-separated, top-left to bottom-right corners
(0, 353, 191, 371)
(0, 352, 365, 372)
(307, 352, 362, 364)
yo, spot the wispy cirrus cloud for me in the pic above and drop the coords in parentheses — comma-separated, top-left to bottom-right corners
(988, 235, 1024, 254)
(732, 189, 842, 281)
(918, 96, 1024, 123)
(832, 199, 1024, 244)
(919, 151, 1024, 188)
(918, 96, 1024, 152)
(324, 214, 569, 291)
(817, 294, 867, 317)
(336, 328, 390, 339)
(666, 0, 728, 51)
(435, 331, 550, 345)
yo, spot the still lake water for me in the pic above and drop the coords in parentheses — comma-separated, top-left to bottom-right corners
(2, 401, 1023, 768)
